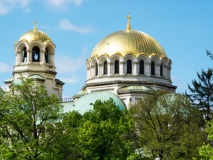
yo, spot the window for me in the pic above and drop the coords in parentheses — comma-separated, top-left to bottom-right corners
(151, 61, 155, 75)
(45, 48, 49, 63)
(160, 63, 163, 77)
(95, 62, 98, 76)
(22, 47, 27, 62)
(114, 60, 119, 74)
(127, 59, 132, 74)
(103, 61, 107, 75)
(139, 60, 144, 74)
(32, 46, 40, 62)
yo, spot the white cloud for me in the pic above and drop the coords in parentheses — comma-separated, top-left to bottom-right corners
(55, 54, 85, 73)
(45, 0, 83, 10)
(60, 76, 78, 84)
(0, 0, 31, 15)
(0, 62, 11, 73)
(59, 19, 95, 34)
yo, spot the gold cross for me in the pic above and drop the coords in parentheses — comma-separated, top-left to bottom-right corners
(126, 13, 131, 31)
(34, 19, 37, 30)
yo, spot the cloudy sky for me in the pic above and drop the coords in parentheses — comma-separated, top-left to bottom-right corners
(0, 0, 213, 98)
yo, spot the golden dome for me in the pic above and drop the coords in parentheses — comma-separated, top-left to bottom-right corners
(19, 22, 51, 43)
(90, 30, 168, 59)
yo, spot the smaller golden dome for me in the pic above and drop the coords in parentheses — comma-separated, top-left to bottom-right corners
(19, 21, 51, 43)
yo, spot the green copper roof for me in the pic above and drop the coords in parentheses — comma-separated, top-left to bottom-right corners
(118, 85, 153, 93)
(62, 91, 126, 114)
(28, 75, 45, 80)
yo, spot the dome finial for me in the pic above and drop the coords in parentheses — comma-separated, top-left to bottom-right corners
(126, 13, 132, 31)
(34, 19, 37, 30)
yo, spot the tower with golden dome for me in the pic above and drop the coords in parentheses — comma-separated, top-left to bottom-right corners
(73, 13, 177, 108)
(4, 21, 64, 99)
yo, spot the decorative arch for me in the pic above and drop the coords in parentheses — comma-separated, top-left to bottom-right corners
(150, 56, 160, 76)
(29, 41, 45, 51)
(123, 54, 135, 62)
(137, 55, 149, 75)
(90, 58, 99, 78)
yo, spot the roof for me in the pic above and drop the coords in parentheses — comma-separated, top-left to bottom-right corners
(118, 85, 153, 94)
(19, 22, 51, 43)
(62, 91, 126, 114)
(89, 30, 168, 60)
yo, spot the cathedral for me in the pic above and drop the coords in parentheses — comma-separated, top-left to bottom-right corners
(4, 14, 176, 113)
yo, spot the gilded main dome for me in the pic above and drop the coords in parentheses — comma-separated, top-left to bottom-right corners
(19, 23, 51, 43)
(90, 30, 167, 59)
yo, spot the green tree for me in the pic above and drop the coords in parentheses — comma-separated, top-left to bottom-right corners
(79, 99, 135, 160)
(52, 111, 84, 160)
(130, 90, 205, 159)
(54, 99, 136, 160)
(198, 120, 213, 160)
(186, 68, 213, 121)
(0, 78, 63, 160)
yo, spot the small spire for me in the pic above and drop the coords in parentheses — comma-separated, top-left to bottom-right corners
(126, 13, 132, 31)
(34, 19, 37, 30)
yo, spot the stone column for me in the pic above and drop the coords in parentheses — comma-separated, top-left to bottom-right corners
(86, 66, 90, 80)
(145, 61, 151, 76)
(156, 62, 161, 77)
(91, 64, 95, 78)
(133, 61, 139, 75)
(163, 65, 166, 78)
(98, 63, 102, 77)
(16, 51, 21, 65)
(27, 50, 32, 64)
(120, 61, 125, 75)
(108, 62, 113, 76)
(40, 50, 45, 64)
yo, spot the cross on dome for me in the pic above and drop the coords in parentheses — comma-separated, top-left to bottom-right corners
(34, 19, 37, 30)
(126, 13, 132, 31)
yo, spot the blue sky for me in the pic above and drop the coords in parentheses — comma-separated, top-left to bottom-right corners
(0, 0, 213, 98)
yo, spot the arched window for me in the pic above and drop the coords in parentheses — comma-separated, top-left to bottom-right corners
(114, 60, 119, 74)
(127, 59, 132, 74)
(45, 48, 49, 63)
(151, 61, 155, 75)
(139, 60, 144, 74)
(103, 61, 107, 75)
(22, 47, 27, 62)
(160, 63, 163, 77)
(32, 46, 40, 62)
(95, 62, 98, 76)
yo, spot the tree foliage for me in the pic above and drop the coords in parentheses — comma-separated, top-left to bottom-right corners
(0, 79, 63, 159)
(130, 90, 205, 159)
(198, 120, 213, 160)
(54, 99, 136, 160)
(186, 68, 213, 121)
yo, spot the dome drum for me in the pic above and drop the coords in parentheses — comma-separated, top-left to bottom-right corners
(86, 55, 171, 81)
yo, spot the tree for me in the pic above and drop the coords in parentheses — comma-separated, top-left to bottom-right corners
(0, 78, 63, 160)
(198, 120, 213, 160)
(186, 68, 213, 121)
(51, 111, 84, 160)
(130, 90, 205, 159)
(54, 98, 137, 160)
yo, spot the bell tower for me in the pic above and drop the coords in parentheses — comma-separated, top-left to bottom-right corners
(5, 21, 64, 99)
